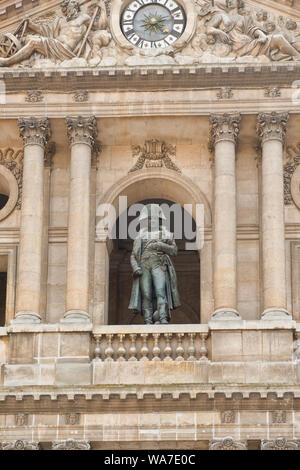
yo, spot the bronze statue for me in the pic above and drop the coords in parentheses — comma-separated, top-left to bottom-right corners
(129, 204, 181, 325)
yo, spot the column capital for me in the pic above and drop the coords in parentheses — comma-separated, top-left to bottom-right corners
(18, 117, 51, 149)
(66, 116, 98, 148)
(209, 113, 241, 150)
(257, 111, 289, 145)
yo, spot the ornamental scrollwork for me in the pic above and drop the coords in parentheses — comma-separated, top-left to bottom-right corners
(129, 139, 180, 173)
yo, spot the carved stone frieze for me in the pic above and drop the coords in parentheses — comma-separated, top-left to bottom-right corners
(209, 437, 247, 450)
(209, 113, 241, 151)
(15, 413, 28, 426)
(1, 440, 39, 450)
(216, 88, 233, 100)
(0, 147, 24, 208)
(52, 438, 90, 450)
(261, 438, 299, 450)
(18, 117, 51, 148)
(257, 112, 289, 145)
(271, 410, 287, 424)
(25, 90, 44, 103)
(221, 410, 235, 424)
(73, 90, 89, 103)
(66, 116, 98, 149)
(65, 413, 80, 425)
(129, 139, 180, 173)
(0, 1, 299, 68)
(265, 87, 281, 98)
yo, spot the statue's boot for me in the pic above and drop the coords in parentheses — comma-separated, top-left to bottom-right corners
(143, 309, 153, 325)
(158, 304, 169, 324)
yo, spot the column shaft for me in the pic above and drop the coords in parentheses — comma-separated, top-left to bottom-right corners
(210, 114, 241, 320)
(14, 118, 51, 323)
(63, 116, 98, 322)
(257, 112, 291, 319)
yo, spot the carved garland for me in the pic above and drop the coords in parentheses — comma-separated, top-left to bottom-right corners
(209, 437, 247, 451)
(284, 143, 300, 205)
(0, 148, 23, 208)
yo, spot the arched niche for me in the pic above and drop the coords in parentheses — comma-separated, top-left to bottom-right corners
(94, 169, 213, 325)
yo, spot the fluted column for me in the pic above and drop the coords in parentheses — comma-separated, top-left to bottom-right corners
(210, 114, 241, 320)
(14, 118, 51, 323)
(63, 116, 97, 323)
(257, 112, 291, 320)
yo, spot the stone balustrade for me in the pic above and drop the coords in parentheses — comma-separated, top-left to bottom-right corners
(93, 325, 209, 363)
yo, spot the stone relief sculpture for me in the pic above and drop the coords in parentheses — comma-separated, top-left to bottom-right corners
(0, 0, 111, 67)
(0, 0, 300, 67)
(129, 204, 181, 325)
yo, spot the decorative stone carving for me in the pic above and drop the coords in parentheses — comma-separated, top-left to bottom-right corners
(271, 410, 287, 424)
(257, 112, 289, 145)
(284, 143, 300, 205)
(221, 410, 235, 424)
(217, 87, 233, 100)
(209, 113, 241, 151)
(25, 90, 44, 103)
(66, 116, 98, 148)
(264, 87, 281, 98)
(18, 117, 51, 149)
(0, 0, 111, 68)
(129, 139, 180, 173)
(15, 413, 28, 426)
(65, 413, 80, 425)
(0, 147, 23, 208)
(2, 440, 39, 450)
(73, 90, 89, 102)
(209, 437, 247, 450)
(261, 438, 299, 450)
(52, 438, 90, 450)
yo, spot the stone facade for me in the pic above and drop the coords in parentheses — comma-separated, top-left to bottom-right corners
(0, 0, 300, 450)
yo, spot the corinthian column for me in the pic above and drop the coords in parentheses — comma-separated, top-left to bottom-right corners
(257, 112, 291, 320)
(63, 116, 97, 323)
(14, 118, 51, 323)
(210, 113, 241, 320)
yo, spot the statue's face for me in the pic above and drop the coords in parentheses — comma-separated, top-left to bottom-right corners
(63, 0, 80, 21)
(265, 21, 276, 33)
(286, 20, 297, 31)
(227, 0, 238, 11)
(207, 34, 216, 45)
(256, 10, 267, 22)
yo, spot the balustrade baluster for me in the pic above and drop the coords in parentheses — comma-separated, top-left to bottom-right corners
(140, 334, 149, 361)
(152, 333, 161, 361)
(163, 333, 173, 362)
(175, 333, 184, 362)
(187, 333, 196, 361)
(128, 334, 138, 361)
(117, 334, 126, 361)
(199, 333, 209, 362)
(94, 335, 102, 361)
(104, 334, 114, 362)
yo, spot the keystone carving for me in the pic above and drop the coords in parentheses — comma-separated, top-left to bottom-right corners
(129, 139, 180, 173)
(261, 438, 299, 450)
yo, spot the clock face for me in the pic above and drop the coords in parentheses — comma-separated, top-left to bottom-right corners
(121, 0, 186, 49)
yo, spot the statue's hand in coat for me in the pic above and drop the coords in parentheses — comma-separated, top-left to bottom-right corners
(133, 267, 143, 278)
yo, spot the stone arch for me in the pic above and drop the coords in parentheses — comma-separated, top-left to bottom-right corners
(94, 169, 213, 325)
(98, 168, 212, 227)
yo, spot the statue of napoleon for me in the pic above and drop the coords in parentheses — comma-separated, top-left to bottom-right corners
(0, 0, 111, 67)
(129, 204, 181, 325)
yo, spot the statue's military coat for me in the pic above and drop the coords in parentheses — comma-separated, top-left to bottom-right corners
(128, 235, 181, 315)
